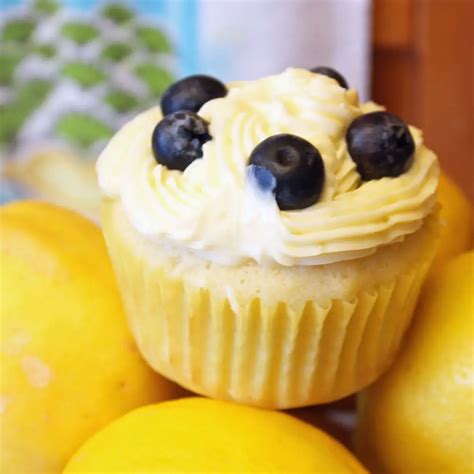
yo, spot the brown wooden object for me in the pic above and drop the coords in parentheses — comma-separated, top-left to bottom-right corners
(373, 0, 473, 200)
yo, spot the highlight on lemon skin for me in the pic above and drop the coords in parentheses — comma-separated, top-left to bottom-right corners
(355, 251, 474, 473)
(65, 397, 367, 473)
(0, 201, 182, 474)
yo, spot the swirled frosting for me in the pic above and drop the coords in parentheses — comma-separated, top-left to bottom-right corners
(97, 68, 439, 266)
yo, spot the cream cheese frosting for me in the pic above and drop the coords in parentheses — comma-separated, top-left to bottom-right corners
(97, 68, 439, 266)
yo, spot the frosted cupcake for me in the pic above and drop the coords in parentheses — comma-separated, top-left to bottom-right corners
(98, 68, 439, 408)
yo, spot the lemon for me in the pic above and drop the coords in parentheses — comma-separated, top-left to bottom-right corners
(65, 397, 366, 473)
(355, 251, 474, 473)
(0, 201, 181, 474)
(4, 149, 100, 218)
(433, 172, 473, 270)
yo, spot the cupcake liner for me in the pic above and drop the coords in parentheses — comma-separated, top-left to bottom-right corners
(102, 200, 436, 408)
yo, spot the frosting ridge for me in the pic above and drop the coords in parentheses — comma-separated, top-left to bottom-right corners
(98, 68, 439, 266)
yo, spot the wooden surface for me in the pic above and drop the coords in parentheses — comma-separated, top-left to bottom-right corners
(372, 0, 473, 200)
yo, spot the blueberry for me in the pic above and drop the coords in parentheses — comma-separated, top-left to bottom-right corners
(161, 75, 227, 115)
(152, 111, 211, 171)
(310, 66, 348, 89)
(346, 111, 415, 180)
(247, 134, 325, 211)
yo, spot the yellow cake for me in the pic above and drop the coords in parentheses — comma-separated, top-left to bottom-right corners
(98, 68, 440, 408)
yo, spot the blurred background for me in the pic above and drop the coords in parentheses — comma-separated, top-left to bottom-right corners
(1, 0, 472, 219)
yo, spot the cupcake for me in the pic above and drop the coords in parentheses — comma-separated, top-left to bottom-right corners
(98, 68, 439, 408)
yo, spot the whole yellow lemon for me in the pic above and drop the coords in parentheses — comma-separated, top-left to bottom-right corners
(433, 172, 473, 269)
(0, 201, 181, 474)
(355, 251, 474, 473)
(65, 397, 366, 473)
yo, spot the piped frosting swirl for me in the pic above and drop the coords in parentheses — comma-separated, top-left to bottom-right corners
(98, 68, 438, 266)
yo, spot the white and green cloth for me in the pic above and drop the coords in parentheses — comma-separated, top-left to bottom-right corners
(0, 0, 371, 204)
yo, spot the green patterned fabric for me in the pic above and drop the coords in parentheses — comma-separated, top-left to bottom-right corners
(62, 62, 106, 88)
(101, 3, 134, 24)
(2, 19, 36, 43)
(101, 42, 132, 62)
(34, 0, 60, 14)
(56, 113, 114, 148)
(61, 22, 99, 45)
(0, 1, 175, 151)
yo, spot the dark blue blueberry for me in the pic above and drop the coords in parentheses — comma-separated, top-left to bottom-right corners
(247, 134, 325, 211)
(161, 75, 227, 115)
(346, 111, 415, 180)
(152, 111, 211, 171)
(310, 66, 348, 89)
